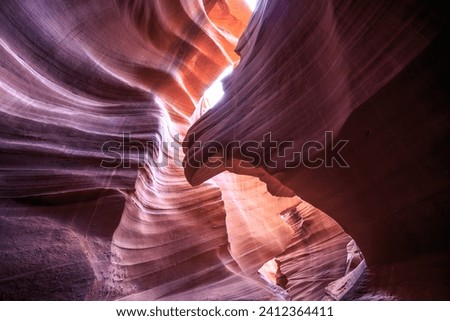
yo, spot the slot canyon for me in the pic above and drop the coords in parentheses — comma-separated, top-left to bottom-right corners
(1, 0, 449, 300)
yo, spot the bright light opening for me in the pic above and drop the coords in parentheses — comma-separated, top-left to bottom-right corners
(245, 0, 259, 11)
(201, 1, 257, 109)
(202, 65, 233, 109)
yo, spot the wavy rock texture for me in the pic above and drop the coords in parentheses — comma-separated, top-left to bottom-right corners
(109, 106, 293, 300)
(1, 0, 448, 301)
(185, 0, 450, 299)
(1, 0, 336, 300)
(275, 202, 351, 301)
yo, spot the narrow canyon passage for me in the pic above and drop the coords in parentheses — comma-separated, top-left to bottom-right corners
(1, 0, 449, 300)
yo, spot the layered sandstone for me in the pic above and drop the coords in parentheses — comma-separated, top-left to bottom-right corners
(1, 0, 449, 300)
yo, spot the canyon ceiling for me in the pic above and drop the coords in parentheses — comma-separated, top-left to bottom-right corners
(0, 0, 449, 300)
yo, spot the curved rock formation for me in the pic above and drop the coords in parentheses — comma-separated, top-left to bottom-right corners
(2, 0, 308, 300)
(1, 0, 449, 300)
(185, 0, 450, 299)
(0, 0, 253, 300)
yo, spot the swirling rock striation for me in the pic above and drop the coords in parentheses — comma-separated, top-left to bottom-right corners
(2, 0, 327, 300)
(2, 0, 448, 300)
(185, 0, 450, 299)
